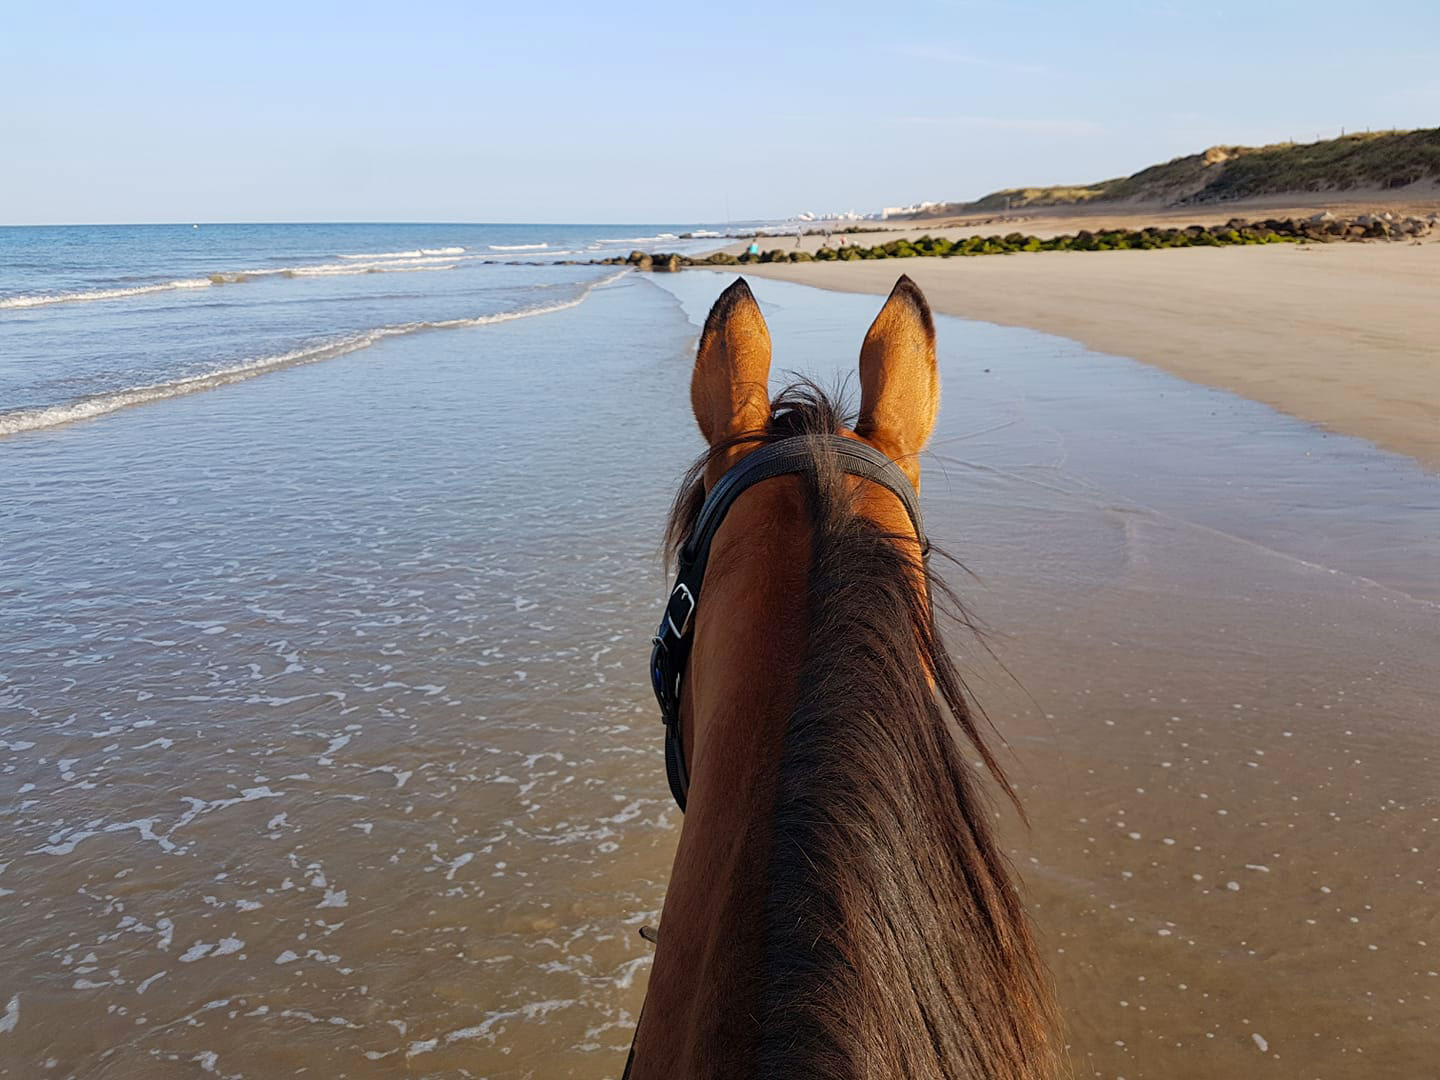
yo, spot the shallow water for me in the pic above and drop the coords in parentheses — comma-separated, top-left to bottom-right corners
(0, 222, 721, 434)
(2, 269, 1438, 1078)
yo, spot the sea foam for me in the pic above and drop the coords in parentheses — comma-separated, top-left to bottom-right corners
(0, 279, 214, 310)
(0, 270, 627, 436)
(0, 254, 475, 310)
(337, 247, 465, 259)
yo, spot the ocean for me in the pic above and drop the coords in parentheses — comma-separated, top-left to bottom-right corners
(2, 226, 1437, 1077)
(0, 222, 727, 434)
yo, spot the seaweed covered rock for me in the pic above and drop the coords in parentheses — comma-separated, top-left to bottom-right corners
(569, 210, 1425, 274)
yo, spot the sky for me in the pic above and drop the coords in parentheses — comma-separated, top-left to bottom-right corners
(3, 1, 1438, 225)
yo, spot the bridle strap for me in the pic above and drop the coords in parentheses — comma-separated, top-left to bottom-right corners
(682, 436, 926, 575)
(633, 433, 926, 1076)
(650, 434, 926, 814)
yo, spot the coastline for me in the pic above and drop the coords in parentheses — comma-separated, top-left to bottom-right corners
(727, 239, 1440, 470)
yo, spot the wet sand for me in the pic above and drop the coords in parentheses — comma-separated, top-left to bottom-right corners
(731, 240, 1440, 471)
(659, 275, 1440, 1079)
(2, 272, 1437, 1078)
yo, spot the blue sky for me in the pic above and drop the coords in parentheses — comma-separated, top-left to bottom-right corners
(3, 1, 1437, 224)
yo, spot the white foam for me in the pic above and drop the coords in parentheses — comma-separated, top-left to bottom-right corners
(0, 278, 212, 309)
(0, 994, 17, 1035)
(599, 233, 678, 244)
(283, 255, 467, 276)
(0, 253, 474, 310)
(32, 817, 175, 856)
(0, 270, 626, 437)
(337, 247, 464, 259)
(488, 242, 549, 251)
(179, 937, 243, 963)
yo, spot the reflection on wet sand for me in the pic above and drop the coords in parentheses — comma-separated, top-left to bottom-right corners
(1, 274, 1435, 1077)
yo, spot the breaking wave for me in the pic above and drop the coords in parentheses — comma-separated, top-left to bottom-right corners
(488, 243, 549, 251)
(596, 233, 679, 245)
(0, 279, 215, 310)
(337, 247, 465, 259)
(0, 270, 628, 437)
(1, 254, 477, 310)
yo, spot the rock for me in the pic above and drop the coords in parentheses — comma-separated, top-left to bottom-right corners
(635, 253, 653, 271)
(1347, 225, 1367, 238)
(1307, 211, 1336, 223)
(627, 250, 648, 265)
(660, 254, 681, 272)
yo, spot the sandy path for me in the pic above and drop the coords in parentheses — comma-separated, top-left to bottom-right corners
(727, 241, 1440, 469)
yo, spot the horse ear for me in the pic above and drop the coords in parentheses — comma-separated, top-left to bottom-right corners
(856, 275, 938, 491)
(692, 278, 772, 481)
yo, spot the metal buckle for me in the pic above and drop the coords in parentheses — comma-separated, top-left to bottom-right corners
(665, 582, 696, 638)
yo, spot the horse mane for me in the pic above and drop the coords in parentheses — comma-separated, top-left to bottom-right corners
(666, 382, 1056, 1079)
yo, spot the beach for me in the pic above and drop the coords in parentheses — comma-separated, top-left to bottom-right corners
(2, 227, 1438, 1078)
(732, 220, 1440, 470)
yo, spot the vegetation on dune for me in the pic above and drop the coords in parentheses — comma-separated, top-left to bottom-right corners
(1202, 129, 1440, 198)
(903, 128, 1440, 216)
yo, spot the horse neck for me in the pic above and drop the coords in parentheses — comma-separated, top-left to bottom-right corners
(637, 466, 1054, 1080)
(631, 479, 811, 1080)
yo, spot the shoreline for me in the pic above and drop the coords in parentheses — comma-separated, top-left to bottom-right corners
(726, 241, 1440, 470)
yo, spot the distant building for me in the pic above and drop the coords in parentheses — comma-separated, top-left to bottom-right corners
(881, 201, 943, 220)
(791, 210, 877, 223)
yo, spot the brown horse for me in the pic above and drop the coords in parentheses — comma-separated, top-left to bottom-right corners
(628, 276, 1055, 1079)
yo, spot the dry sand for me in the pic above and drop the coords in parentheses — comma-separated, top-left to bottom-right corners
(729, 239, 1440, 470)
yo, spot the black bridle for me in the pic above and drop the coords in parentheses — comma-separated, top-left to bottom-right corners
(649, 434, 927, 813)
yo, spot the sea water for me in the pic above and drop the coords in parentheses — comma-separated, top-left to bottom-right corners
(1, 240, 1437, 1077)
(0, 222, 724, 433)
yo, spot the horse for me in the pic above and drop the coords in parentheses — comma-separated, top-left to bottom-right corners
(627, 276, 1055, 1079)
